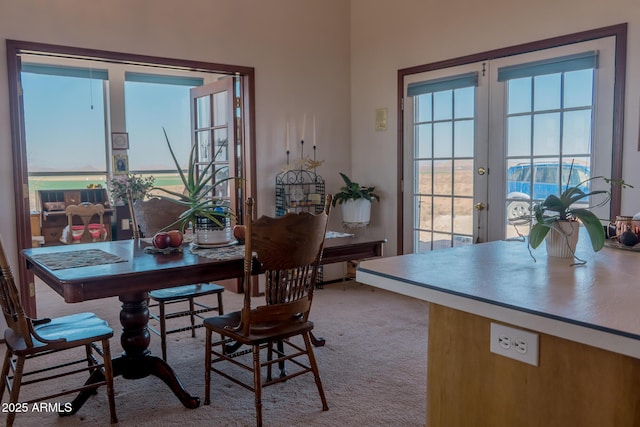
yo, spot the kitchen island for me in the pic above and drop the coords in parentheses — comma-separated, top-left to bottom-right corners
(356, 237, 640, 427)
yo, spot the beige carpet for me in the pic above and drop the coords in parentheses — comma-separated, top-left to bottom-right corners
(3, 280, 428, 427)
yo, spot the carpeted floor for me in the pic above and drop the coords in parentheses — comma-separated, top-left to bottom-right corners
(3, 280, 428, 427)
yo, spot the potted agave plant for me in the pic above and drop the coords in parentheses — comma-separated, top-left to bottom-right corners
(510, 167, 630, 264)
(332, 172, 380, 228)
(151, 128, 238, 245)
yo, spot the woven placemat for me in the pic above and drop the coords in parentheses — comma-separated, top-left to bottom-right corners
(32, 249, 127, 270)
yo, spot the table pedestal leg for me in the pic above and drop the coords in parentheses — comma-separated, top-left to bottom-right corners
(64, 292, 199, 415)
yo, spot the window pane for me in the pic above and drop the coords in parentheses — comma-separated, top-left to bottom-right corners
(196, 95, 210, 128)
(454, 120, 474, 157)
(562, 110, 592, 155)
(213, 91, 228, 126)
(453, 197, 473, 234)
(22, 73, 107, 172)
(454, 87, 474, 119)
(213, 129, 229, 161)
(564, 69, 593, 108)
(453, 159, 473, 196)
(415, 160, 432, 194)
(433, 160, 452, 196)
(507, 116, 531, 157)
(415, 93, 432, 123)
(415, 124, 432, 158)
(415, 195, 432, 229)
(507, 77, 531, 114)
(197, 131, 211, 162)
(433, 122, 452, 158)
(125, 81, 193, 171)
(433, 90, 453, 121)
(534, 74, 561, 111)
(533, 112, 560, 156)
(433, 196, 452, 232)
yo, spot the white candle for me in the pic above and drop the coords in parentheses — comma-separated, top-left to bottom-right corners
(301, 113, 306, 141)
(286, 120, 290, 151)
(313, 115, 316, 148)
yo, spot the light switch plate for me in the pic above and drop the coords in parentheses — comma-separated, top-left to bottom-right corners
(375, 108, 388, 131)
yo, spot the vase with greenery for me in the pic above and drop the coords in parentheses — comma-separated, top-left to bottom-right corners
(510, 169, 630, 264)
(108, 173, 155, 205)
(151, 129, 238, 243)
(332, 172, 380, 227)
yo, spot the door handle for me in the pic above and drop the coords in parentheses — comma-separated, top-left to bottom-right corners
(474, 202, 485, 211)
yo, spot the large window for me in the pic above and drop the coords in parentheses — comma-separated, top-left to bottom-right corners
(125, 73, 203, 172)
(22, 65, 109, 208)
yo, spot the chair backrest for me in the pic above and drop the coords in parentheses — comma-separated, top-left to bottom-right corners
(127, 194, 188, 239)
(239, 195, 332, 335)
(65, 202, 106, 244)
(0, 234, 34, 347)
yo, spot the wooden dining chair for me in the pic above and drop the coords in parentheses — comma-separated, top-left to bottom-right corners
(62, 202, 107, 244)
(0, 233, 117, 426)
(203, 195, 332, 427)
(126, 191, 224, 362)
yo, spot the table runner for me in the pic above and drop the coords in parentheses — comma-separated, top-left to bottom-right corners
(31, 249, 127, 270)
(188, 244, 245, 260)
(188, 231, 353, 261)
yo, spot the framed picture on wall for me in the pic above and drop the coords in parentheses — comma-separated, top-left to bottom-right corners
(111, 132, 129, 150)
(113, 153, 129, 174)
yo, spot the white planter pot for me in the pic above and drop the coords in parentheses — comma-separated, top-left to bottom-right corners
(341, 199, 372, 228)
(545, 221, 579, 258)
(196, 227, 233, 245)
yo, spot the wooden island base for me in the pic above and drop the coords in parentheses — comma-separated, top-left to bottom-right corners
(428, 304, 640, 427)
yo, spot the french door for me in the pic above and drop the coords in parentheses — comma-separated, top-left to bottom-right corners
(190, 77, 241, 220)
(403, 36, 615, 254)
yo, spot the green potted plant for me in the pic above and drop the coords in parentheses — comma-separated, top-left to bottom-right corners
(151, 128, 238, 244)
(332, 172, 380, 228)
(108, 173, 155, 205)
(510, 169, 630, 264)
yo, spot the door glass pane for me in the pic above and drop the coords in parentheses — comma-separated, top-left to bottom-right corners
(507, 116, 531, 157)
(415, 124, 432, 158)
(433, 122, 452, 158)
(454, 87, 474, 118)
(196, 95, 210, 128)
(532, 112, 560, 156)
(415, 93, 432, 122)
(562, 110, 591, 155)
(433, 160, 452, 196)
(415, 195, 433, 230)
(415, 160, 433, 194)
(433, 91, 453, 121)
(213, 91, 228, 126)
(197, 131, 211, 162)
(410, 81, 476, 253)
(533, 74, 561, 111)
(453, 159, 473, 196)
(454, 120, 474, 157)
(507, 77, 531, 114)
(214, 129, 229, 161)
(505, 67, 595, 237)
(564, 69, 593, 108)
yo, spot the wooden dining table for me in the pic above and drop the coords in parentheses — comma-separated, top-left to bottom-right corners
(21, 233, 385, 413)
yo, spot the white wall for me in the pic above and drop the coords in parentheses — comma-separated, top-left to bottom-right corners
(351, 0, 640, 255)
(0, 0, 351, 270)
(2, 0, 639, 269)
